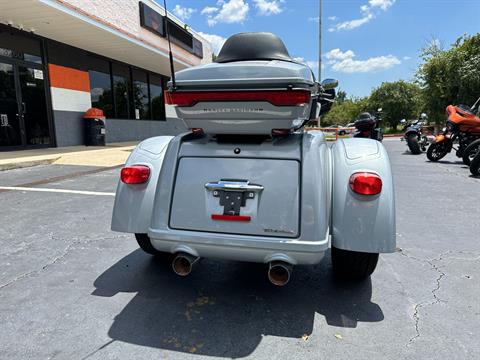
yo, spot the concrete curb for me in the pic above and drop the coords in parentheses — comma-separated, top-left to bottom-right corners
(0, 144, 137, 171)
(0, 157, 60, 171)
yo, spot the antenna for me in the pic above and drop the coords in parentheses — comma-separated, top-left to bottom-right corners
(317, 0, 323, 128)
(163, 0, 176, 90)
(318, 0, 322, 81)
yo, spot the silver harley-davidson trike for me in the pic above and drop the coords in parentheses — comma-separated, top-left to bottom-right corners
(111, 32, 396, 286)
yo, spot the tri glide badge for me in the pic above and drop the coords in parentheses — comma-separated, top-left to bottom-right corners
(202, 108, 264, 113)
(205, 179, 264, 222)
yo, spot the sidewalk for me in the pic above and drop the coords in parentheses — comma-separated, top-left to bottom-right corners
(0, 142, 138, 171)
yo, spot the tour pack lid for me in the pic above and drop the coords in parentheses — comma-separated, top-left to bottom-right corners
(215, 32, 293, 63)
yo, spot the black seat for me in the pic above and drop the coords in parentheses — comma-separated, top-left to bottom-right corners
(215, 32, 293, 63)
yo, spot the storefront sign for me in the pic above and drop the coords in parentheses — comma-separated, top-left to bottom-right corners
(0, 47, 23, 60)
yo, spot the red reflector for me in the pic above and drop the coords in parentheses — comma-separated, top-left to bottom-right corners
(191, 128, 204, 136)
(165, 90, 310, 107)
(272, 129, 290, 136)
(211, 214, 251, 222)
(349, 172, 382, 195)
(121, 165, 150, 184)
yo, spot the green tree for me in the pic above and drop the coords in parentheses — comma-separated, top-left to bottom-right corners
(321, 96, 370, 126)
(369, 80, 422, 129)
(417, 34, 480, 122)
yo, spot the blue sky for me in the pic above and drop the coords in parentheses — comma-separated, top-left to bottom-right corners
(162, 0, 480, 97)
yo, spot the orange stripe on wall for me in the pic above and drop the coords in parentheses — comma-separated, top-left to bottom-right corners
(48, 64, 90, 92)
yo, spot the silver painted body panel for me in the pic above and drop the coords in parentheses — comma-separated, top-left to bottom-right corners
(111, 133, 396, 265)
(170, 157, 300, 237)
(111, 136, 174, 233)
(172, 60, 315, 88)
(170, 60, 317, 135)
(176, 101, 310, 135)
(331, 138, 396, 253)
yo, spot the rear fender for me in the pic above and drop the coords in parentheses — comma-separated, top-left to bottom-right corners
(331, 138, 396, 253)
(111, 136, 174, 233)
(405, 129, 419, 137)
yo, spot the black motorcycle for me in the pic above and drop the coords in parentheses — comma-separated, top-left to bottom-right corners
(469, 147, 480, 176)
(353, 111, 383, 142)
(400, 116, 430, 154)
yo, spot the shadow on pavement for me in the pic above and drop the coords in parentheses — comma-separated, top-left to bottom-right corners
(92, 249, 384, 357)
(435, 160, 464, 165)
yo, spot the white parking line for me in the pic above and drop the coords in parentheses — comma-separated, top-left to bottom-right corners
(0, 186, 115, 196)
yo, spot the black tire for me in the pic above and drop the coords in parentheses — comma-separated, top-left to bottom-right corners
(331, 247, 379, 280)
(407, 134, 421, 154)
(462, 139, 480, 166)
(470, 152, 480, 176)
(135, 233, 164, 256)
(427, 142, 449, 162)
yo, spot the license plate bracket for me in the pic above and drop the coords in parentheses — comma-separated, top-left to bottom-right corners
(213, 189, 255, 216)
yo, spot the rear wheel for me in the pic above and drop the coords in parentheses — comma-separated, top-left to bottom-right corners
(331, 247, 379, 280)
(427, 142, 449, 161)
(462, 139, 480, 166)
(407, 134, 421, 154)
(470, 152, 480, 176)
(135, 233, 165, 256)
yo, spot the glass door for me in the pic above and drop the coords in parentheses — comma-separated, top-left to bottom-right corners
(0, 61, 22, 146)
(0, 61, 50, 148)
(18, 66, 50, 145)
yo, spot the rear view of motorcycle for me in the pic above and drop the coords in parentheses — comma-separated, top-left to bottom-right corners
(353, 110, 384, 142)
(400, 114, 430, 154)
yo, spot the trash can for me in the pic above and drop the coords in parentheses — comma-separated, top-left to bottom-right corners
(84, 108, 106, 146)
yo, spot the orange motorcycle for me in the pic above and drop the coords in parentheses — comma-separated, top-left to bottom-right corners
(427, 98, 480, 162)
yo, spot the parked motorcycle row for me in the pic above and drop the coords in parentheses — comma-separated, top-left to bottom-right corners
(403, 97, 480, 176)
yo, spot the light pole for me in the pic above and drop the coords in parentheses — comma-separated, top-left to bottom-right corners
(318, 0, 322, 81)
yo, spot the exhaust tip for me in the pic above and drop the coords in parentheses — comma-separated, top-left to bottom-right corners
(268, 261, 292, 286)
(172, 252, 199, 277)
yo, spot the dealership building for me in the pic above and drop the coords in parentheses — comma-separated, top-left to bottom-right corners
(0, 0, 212, 149)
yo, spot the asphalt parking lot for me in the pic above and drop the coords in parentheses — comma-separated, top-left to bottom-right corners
(0, 139, 479, 360)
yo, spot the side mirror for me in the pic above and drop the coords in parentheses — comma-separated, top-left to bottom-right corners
(377, 108, 383, 112)
(400, 119, 406, 124)
(321, 78, 338, 90)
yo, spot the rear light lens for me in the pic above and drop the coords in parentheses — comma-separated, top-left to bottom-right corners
(190, 128, 204, 136)
(271, 129, 290, 136)
(165, 90, 311, 107)
(121, 165, 150, 184)
(349, 172, 382, 195)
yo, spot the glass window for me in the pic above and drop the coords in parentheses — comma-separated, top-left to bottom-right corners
(89, 70, 113, 117)
(149, 74, 165, 120)
(0, 28, 42, 64)
(132, 69, 149, 120)
(112, 64, 130, 119)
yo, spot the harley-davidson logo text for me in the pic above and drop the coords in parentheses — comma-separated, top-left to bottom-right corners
(202, 108, 264, 113)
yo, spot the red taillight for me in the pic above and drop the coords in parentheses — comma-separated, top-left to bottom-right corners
(121, 165, 150, 184)
(165, 90, 311, 107)
(349, 172, 382, 195)
(271, 129, 290, 136)
(191, 128, 204, 136)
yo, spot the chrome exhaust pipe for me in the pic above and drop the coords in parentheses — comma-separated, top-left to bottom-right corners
(172, 252, 199, 277)
(267, 261, 293, 286)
